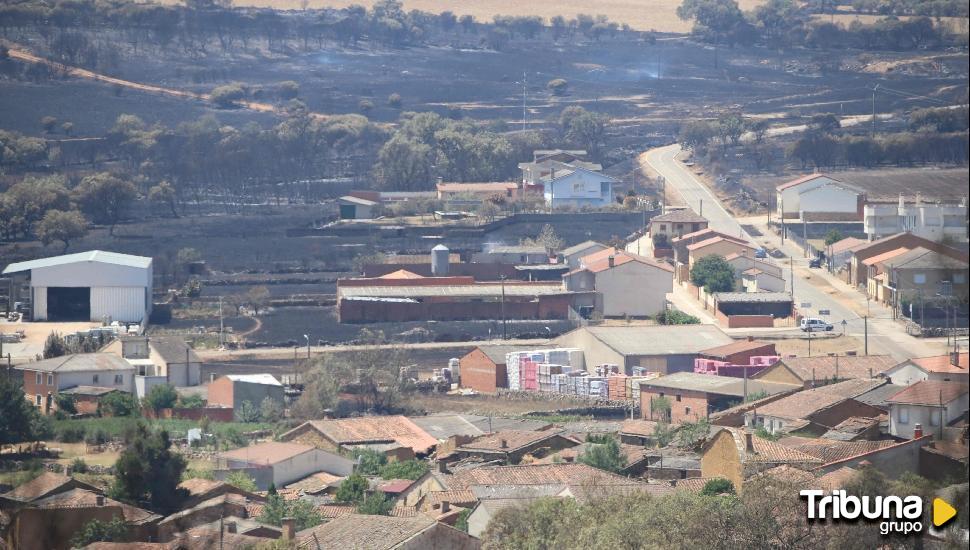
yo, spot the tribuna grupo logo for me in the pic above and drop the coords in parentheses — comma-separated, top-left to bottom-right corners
(800, 490, 924, 535)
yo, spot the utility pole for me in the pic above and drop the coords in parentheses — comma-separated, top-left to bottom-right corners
(790, 258, 795, 297)
(500, 275, 507, 340)
(780, 196, 785, 245)
(699, 199, 703, 217)
(218, 296, 224, 348)
(864, 316, 869, 356)
(522, 71, 527, 130)
(871, 86, 877, 135)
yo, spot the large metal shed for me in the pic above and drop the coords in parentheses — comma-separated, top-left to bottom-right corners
(3, 250, 153, 323)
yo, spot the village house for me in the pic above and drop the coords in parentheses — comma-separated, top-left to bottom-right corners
(752, 355, 898, 388)
(554, 324, 734, 375)
(471, 244, 549, 265)
(700, 427, 823, 490)
(647, 209, 709, 253)
(863, 195, 967, 242)
(562, 248, 674, 318)
(618, 419, 659, 446)
(280, 416, 438, 459)
(5, 488, 161, 550)
(217, 441, 354, 491)
(206, 374, 285, 418)
(639, 372, 799, 424)
(155, 494, 250, 542)
(15, 353, 135, 415)
(450, 430, 580, 464)
(101, 335, 202, 397)
(846, 232, 968, 288)
(883, 352, 970, 385)
(775, 174, 864, 222)
(871, 247, 969, 309)
(723, 252, 786, 293)
(541, 166, 618, 209)
(176, 478, 265, 509)
(686, 236, 757, 271)
(519, 149, 601, 186)
(825, 236, 867, 273)
(559, 240, 609, 269)
(745, 379, 887, 435)
(0, 473, 99, 507)
(711, 292, 794, 328)
(886, 380, 969, 439)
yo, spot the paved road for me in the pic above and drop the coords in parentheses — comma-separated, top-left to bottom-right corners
(642, 144, 943, 361)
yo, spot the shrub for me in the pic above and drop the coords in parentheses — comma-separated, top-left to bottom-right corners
(335, 473, 368, 503)
(358, 99, 374, 113)
(387, 93, 402, 107)
(357, 491, 393, 515)
(656, 309, 700, 325)
(235, 400, 261, 423)
(58, 425, 86, 443)
(277, 80, 299, 100)
(210, 84, 246, 108)
(143, 384, 178, 412)
(99, 392, 138, 417)
(85, 428, 110, 445)
(546, 78, 568, 96)
(70, 517, 128, 547)
(700, 478, 735, 496)
(71, 457, 89, 474)
(379, 459, 428, 481)
(224, 471, 258, 492)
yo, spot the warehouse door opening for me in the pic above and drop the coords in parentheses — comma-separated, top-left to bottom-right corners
(47, 287, 90, 321)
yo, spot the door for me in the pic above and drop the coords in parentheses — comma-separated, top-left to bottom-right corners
(46, 287, 91, 321)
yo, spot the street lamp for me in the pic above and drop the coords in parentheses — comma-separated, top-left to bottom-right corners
(499, 276, 507, 340)
(304, 334, 310, 360)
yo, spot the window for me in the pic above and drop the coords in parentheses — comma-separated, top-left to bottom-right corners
(929, 409, 941, 426)
(954, 274, 966, 284)
(913, 273, 926, 285)
(659, 224, 667, 232)
(47, 374, 53, 386)
(35, 395, 42, 406)
(675, 395, 682, 402)
(92, 374, 99, 384)
(685, 406, 691, 415)
(36, 372, 42, 385)
(897, 406, 909, 425)
(114, 374, 124, 385)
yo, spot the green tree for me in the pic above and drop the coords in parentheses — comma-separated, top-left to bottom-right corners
(335, 473, 368, 504)
(69, 517, 128, 547)
(650, 396, 672, 422)
(357, 491, 393, 515)
(142, 384, 178, 412)
(99, 392, 139, 417)
(824, 228, 844, 246)
(110, 423, 187, 513)
(690, 255, 736, 293)
(178, 393, 205, 409)
(700, 477, 735, 496)
(74, 172, 138, 235)
(224, 471, 258, 493)
(235, 400, 261, 422)
(148, 181, 179, 218)
(675, 417, 711, 449)
(547, 78, 569, 96)
(379, 459, 429, 481)
(259, 492, 323, 529)
(277, 80, 300, 100)
(679, 120, 716, 151)
(353, 448, 387, 476)
(0, 374, 47, 444)
(210, 83, 246, 108)
(259, 396, 283, 422)
(43, 332, 68, 359)
(559, 106, 607, 159)
(35, 209, 88, 253)
(578, 439, 627, 473)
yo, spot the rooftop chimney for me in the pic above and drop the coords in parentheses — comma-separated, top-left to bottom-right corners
(437, 461, 449, 474)
(747, 336, 754, 342)
(226, 521, 237, 534)
(608, 255, 615, 268)
(281, 517, 296, 541)
(500, 439, 508, 449)
(210, 373, 216, 383)
(913, 423, 923, 439)
(441, 501, 451, 513)
(95, 495, 105, 506)
(744, 432, 755, 453)
(950, 351, 961, 368)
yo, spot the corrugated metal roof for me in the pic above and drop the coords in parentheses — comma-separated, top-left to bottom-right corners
(339, 283, 567, 298)
(566, 325, 733, 356)
(639, 372, 798, 397)
(225, 373, 282, 386)
(3, 250, 151, 274)
(713, 292, 793, 303)
(15, 353, 134, 373)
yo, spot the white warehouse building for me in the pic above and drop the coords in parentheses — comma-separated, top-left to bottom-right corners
(3, 250, 153, 323)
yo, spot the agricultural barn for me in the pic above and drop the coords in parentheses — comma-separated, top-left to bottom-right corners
(2, 250, 153, 323)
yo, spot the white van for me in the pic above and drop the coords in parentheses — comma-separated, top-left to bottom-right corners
(800, 317, 833, 332)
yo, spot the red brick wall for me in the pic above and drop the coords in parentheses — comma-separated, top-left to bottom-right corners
(21, 369, 57, 413)
(207, 377, 234, 408)
(715, 310, 775, 328)
(702, 343, 777, 365)
(640, 387, 710, 424)
(460, 348, 506, 393)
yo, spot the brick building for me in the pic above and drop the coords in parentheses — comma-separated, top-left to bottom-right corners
(639, 372, 799, 424)
(458, 345, 519, 393)
(206, 374, 284, 418)
(15, 353, 135, 415)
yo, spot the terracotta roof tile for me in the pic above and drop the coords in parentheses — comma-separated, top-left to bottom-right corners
(456, 430, 575, 453)
(776, 173, 831, 191)
(619, 419, 659, 438)
(770, 356, 897, 382)
(754, 379, 885, 421)
(317, 504, 355, 518)
(446, 463, 639, 490)
(31, 488, 160, 524)
(791, 439, 897, 464)
(649, 209, 707, 224)
(291, 416, 437, 454)
(177, 478, 225, 497)
(3, 473, 79, 502)
(699, 340, 775, 359)
(910, 353, 969, 374)
(673, 477, 716, 493)
(887, 380, 968, 406)
(816, 467, 858, 490)
(296, 514, 435, 550)
(423, 489, 477, 509)
(714, 428, 823, 465)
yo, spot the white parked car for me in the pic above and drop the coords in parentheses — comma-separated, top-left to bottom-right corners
(800, 317, 833, 332)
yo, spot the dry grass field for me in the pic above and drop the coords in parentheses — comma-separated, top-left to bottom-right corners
(162, 0, 766, 33)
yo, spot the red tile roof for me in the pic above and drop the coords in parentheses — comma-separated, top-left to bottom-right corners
(619, 419, 659, 438)
(296, 514, 437, 550)
(2, 473, 83, 502)
(31, 488, 160, 524)
(769, 356, 897, 382)
(710, 428, 823, 466)
(910, 353, 969, 374)
(776, 173, 831, 191)
(289, 416, 438, 454)
(379, 479, 416, 494)
(457, 430, 576, 453)
(887, 380, 968, 406)
(699, 340, 775, 359)
(791, 439, 897, 464)
(446, 463, 637, 490)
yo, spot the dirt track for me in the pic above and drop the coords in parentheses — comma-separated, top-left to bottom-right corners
(4, 41, 323, 120)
